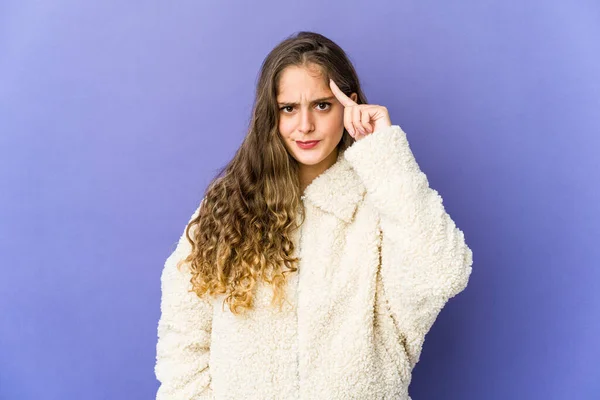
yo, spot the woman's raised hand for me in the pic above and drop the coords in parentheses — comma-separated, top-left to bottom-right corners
(329, 79, 392, 141)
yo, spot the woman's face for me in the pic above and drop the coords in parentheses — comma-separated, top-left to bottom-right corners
(277, 64, 357, 169)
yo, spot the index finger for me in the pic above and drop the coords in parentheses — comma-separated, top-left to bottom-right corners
(329, 79, 357, 107)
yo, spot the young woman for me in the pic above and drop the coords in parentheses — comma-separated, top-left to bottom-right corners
(155, 31, 473, 400)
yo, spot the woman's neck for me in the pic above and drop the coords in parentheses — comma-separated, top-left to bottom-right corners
(299, 148, 339, 194)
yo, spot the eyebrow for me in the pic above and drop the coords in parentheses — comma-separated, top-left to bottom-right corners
(277, 96, 336, 106)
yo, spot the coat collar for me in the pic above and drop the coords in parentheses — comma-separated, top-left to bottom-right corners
(301, 150, 366, 223)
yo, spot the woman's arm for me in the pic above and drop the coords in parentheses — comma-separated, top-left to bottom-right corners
(155, 201, 214, 399)
(344, 125, 474, 369)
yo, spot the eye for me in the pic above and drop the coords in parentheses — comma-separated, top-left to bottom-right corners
(280, 105, 294, 113)
(316, 102, 331, 111)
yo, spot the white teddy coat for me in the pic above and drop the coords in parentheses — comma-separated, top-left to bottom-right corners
(155, 124, 474, 399)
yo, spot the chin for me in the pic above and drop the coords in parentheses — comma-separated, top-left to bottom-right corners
(293, 154, 324, 166)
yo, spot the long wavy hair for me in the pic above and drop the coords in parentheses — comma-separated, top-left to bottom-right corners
(177, 31, 369, 315)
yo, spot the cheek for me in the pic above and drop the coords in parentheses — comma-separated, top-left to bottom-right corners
(323, 107, 343, 128)
(334, 107, 345, 127)
(323, 111, 344, 133)
(278, 118, 294, 138)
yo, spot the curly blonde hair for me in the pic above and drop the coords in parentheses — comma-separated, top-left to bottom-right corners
(177, 31, 368, 315)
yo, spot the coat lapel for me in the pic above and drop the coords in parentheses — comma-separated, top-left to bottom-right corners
(302, 150, 366, 223)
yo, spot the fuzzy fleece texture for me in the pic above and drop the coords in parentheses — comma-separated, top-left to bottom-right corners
(155, 124, 474, 400)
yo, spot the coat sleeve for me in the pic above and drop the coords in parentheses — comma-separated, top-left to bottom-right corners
(155, 200, 214, 399)
(343, 124, 474, 369)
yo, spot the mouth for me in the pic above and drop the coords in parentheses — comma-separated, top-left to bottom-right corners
(296, 140, 320, 149)
(297, 140, 320, 144)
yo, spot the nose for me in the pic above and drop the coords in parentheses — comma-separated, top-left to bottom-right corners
(297, 108, 315, 135)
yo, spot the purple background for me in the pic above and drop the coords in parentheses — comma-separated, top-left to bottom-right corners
(1, 1, 599, 399)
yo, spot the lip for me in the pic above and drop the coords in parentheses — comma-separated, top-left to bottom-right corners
(296, 140, 320, 149)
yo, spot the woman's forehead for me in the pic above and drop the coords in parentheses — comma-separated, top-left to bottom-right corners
(277, 65, 330, 100)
